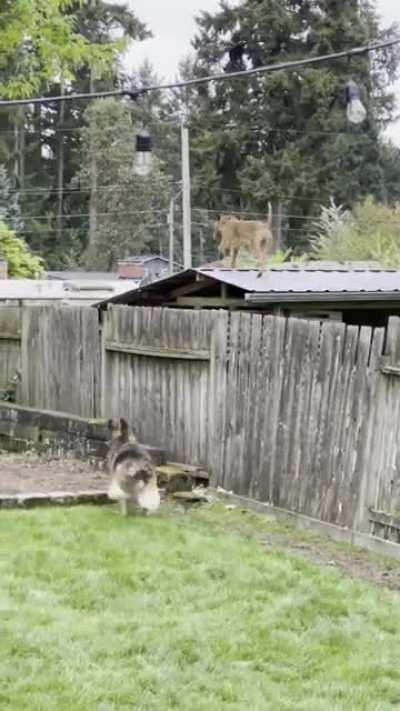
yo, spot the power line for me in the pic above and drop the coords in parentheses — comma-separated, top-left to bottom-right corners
(0, 89, 135, 108)
(13, 208, 168, 222)
(13, 206, 328, 223)
(0, 124, 378, 137)
(0, 38, 399, 107)
(195, 190, 343, 204)
(1, 183, 181, 197)
(16, 223, 166, 236)
(193, 207, 325, 220)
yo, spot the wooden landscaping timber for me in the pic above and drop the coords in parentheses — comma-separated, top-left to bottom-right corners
(369, 509, 400, 531)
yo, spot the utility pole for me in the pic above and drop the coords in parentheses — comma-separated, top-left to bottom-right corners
(168, 196, 175, 275)
(181, 118, 192, 269)
(199, 227, 204, 266)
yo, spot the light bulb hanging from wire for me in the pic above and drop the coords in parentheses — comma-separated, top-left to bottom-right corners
(134, 127, 153, 176)
(345, 80, 367, 125)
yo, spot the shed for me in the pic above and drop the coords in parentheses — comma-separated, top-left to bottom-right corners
(96, 263, 400, 327)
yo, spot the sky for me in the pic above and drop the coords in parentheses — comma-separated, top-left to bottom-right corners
(125, 0, 400, 141)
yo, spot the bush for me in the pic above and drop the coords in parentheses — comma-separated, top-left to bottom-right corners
(0, 220, 44, 278)
(311, 197, 400, 266)
(233, 248, 307, 268)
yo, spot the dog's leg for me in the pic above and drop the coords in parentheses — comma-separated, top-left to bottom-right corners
(257, 247, 265, 269)
(256, 237, 268, 269)
(120, 498, 128, 516)
(231, 247, 239, 268)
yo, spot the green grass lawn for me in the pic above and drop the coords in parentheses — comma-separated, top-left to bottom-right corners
(1, 504, 400, 711)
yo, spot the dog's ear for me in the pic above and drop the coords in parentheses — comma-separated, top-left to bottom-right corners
(119, 418, 130, 442)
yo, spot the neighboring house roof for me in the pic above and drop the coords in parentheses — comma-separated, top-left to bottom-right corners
(0, 279, 139, 304)
(118, 255, 181, 266)
(96, 264, 400, 309)
(47, 271, 119, 281)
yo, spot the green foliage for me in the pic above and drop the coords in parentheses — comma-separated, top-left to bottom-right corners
(0, 165, 23, 232)
(235, 247, 304, 267)
(311, 197, 400, 266)
(0, 372, 20, 403)
(187, 0, 400, 253)
(0, 220, 44, 277)
(1, 504, 400, 708)
(80, 98, 170, 269)
(0, 1, 150, 269)
(0, 0, 125, 98)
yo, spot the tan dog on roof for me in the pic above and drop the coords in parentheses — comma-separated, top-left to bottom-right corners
(214, 204, 274, 268)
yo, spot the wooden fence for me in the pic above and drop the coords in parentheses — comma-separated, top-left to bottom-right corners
(0, 305, 100, 418)
(212, 313, 386, 532)
(2, 303, 400, 540)
(102, 306, 215, 466)
(0, 306, 22, 400)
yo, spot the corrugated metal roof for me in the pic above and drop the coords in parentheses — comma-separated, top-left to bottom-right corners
(95, 264, 400, 308)
(197, 267, 400, 293)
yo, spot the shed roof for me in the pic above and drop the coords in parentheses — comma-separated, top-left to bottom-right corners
(199, 266, 400, 294)
(96, 264, 400, 308)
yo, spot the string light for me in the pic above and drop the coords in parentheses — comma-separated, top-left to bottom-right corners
(346, 80, 367, 125)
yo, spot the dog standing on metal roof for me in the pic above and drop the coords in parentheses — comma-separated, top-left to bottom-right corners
(214, 204, 274, 268)
(107, 418, 160, 515)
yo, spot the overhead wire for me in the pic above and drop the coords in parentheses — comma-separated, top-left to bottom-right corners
(1, 37, 397, 258)
(0, 124, 379, 137)
(0, 37, 399, 107)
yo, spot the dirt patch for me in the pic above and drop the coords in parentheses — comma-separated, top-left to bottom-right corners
(0, 452, 109, 495)
(262, 527, 400, 592)
(190, 504, 400, 593)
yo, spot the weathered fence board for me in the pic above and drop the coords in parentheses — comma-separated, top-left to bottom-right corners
(215, 313, 388, 531)
(0, 306, 22, 397)
(101, 306, 215, 465)
(20, 306, 100, 417)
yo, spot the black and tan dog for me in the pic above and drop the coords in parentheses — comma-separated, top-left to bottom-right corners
(106, 418, 160, 515)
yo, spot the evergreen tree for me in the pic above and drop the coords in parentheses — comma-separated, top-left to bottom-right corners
(0, 165, 23, 232)
(0, 1, 150, 268)
(80, 98, 170, 269)
(188, 0, 400, 252)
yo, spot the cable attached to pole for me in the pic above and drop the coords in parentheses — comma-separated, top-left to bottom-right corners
(0, 37, 398, 107)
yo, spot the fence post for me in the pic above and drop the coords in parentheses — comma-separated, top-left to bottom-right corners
(385, 316, 400, 363)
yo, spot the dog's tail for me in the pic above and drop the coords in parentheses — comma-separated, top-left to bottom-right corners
(267, 201, 273, 228)
(112, 442, 150, 469)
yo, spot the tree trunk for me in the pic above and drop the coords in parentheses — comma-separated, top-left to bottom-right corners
(56, 78, 65, 245)
(87, 62, 98, 262)
(19, 120, 25, 191)
(14, 109, 26, 190)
